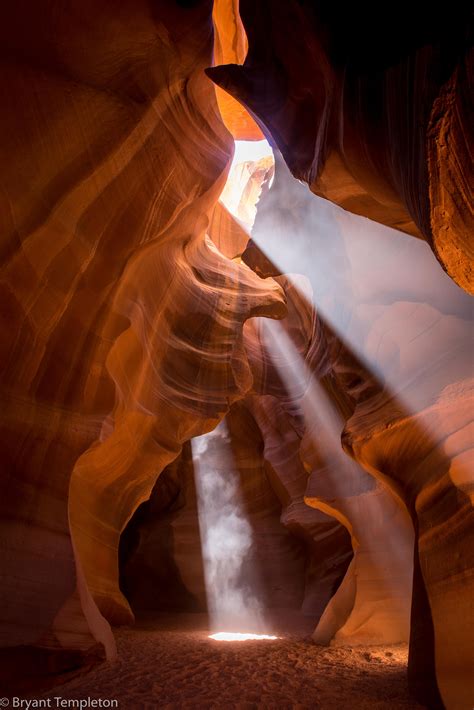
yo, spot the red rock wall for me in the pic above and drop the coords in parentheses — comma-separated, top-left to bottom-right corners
(232, 139, 473, 708)
(0, 0, 284, 664)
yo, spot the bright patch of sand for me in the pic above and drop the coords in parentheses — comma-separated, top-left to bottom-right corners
(209, 632, 279, 641)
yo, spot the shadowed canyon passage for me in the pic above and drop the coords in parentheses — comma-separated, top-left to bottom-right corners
(0, 1, 473, 709)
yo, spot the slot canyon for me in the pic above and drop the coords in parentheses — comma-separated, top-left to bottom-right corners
(0, 1, 472, 709)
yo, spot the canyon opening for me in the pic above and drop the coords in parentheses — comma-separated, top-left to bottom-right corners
(0, 1, 472, 709)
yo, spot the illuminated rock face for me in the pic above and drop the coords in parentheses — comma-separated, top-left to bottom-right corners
(236, 149, 473, 709)
(343, 351, 474, 709)
(242, 281, 414, 650)
(207, 0, 473, 293)
(0, 0, 285, 664)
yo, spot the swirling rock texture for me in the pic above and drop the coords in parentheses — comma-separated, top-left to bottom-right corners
(1, 1, 473, 709)
(119, 196, 354, 626)
(207, 0, 473, 293)
(243, 280, 414, 649)
(342, 305, 474, 709)
(207, 5, 473, 706)
(235, 144, 472, 708)
(0, 0, 286, 687)
(238, 145, 473, 710)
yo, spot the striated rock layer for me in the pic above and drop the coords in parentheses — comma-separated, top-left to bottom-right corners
(233, 144, 473, 709)
(0, 3, 472, 709)
(0, 0, 285, 673)
(119, 195, 353, 630)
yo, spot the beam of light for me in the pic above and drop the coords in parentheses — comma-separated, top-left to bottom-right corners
(256, 317, 414, 643)
(209, 632, 278, 641)
(191, 421, 265, 634)
(257, 316, 369, 484)
(247, 152, 473, 490)
(189, 141, 278, 638)
(258, 313, 414, 533)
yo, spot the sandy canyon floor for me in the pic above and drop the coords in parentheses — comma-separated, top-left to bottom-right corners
(42, 613, 426, 709)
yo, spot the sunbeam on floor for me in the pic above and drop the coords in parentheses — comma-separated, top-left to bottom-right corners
(209, 632, 279, 641)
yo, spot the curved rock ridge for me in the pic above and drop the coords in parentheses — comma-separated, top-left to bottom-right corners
(237, 141, 473, 707)
(212, 0, 264, 140)
(206, 0, 473, 292)
(208, 200, 250, 260)
(69, 232, 285, 626)
(0, 0, 285, 667)
(243, 286, 414, 649)
(119, 443, 208, 614)
(118, 175, 355, 630)
(117, 170, 354, 626)
(120, 398, 352, 621)
(245, 394, 354, 619)
(343, 372, 474, 709)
